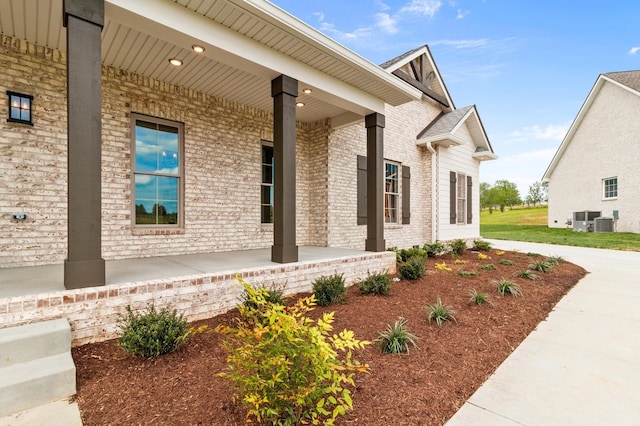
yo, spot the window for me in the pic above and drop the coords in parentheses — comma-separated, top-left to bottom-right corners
(385, 161, 399, 223)
(132, 114, 183, 226)
(261, 143, 274, 223)
(456, 172, 466, 224)
(603, 177, 617, 199)
(7, 91, 33, 125)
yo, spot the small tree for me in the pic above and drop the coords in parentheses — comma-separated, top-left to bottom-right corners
(526, 181, 545, 206)
(492, 180, 522, 212)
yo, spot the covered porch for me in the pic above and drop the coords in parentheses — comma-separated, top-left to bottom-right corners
(0, 247, 395, 345)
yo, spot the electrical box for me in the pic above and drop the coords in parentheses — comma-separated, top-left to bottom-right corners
(613, 210, 619, 219)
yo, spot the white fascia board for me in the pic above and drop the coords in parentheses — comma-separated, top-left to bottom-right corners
(417, 134, 464, 148)
(234, 0, 422, 104)
(105, 0, 387, 115)
(542, 76, 604, 180)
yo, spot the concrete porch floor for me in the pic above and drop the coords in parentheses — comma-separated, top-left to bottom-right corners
(0, 246, 370, 298)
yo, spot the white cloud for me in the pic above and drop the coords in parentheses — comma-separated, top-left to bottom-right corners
(508, 123, 569, 143)
(312, 12, 324, 22)
(318, 21, 373, 42)
(375, 13, 398, 34)
(431, 38, 488, 49)
(501, 148, 558, 164)
(375, 0, 391, 11)
(400, 0, 443, 17)
(628, 47, 640, 55)
(456, 8, 469, 19)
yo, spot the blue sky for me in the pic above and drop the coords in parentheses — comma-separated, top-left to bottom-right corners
(271, 0, 639, 198)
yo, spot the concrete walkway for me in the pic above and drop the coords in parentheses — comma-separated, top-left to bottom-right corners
(446, 240, 640, 426)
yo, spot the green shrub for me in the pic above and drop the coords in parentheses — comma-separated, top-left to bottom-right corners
(546, 255, 565, 266)
(217, 279, 369, 426)
(526, 252, 542, 257)
(423, 241, 446, 257)
(456, 270, 477, 277)
(359, 271, 392, 295)
(468, 289, 490, 305)
(426, 297, 457, 326)
(493, 278, 522, 297)
(117, 304, 190, 358)
(498, 259, 515, 266)
(479, 263, 496, 271)
(375, 317, 419, 354)
(312, 273, 346, 306)
(472, 239, 492, 251)
(515, 269, 540, 280)
(447, 239, 467, 255)
(397, 247, 427, 262)
(241, 281, 286, 308)
(529, 260, 553, 273)
(387, 246, 402, 263)
(398, 256, 425, 280)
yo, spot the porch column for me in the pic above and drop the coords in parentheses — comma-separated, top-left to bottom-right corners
(63, 0, 106, 289)
(271, 75, 299, 263)
(365, 112, 386, 252)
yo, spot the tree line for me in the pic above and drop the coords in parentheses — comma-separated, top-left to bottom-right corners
(480, 180, 548, 213)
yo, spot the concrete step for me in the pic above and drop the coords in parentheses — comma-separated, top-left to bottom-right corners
(0, 319, 76, 418)
(0, 318, 71, 368)
(0, 398, 83, 426)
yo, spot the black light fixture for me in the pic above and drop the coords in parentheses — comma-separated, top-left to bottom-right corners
(7, 91, 33, 125)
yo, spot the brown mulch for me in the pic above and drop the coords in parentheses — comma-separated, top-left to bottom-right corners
(72, 249, 587, 425)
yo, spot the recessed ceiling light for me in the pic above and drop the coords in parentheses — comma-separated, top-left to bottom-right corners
(296, 102, 305, 107)
(302, 88, 312, 94)
(169, 58, 183, 66)
(192, 45, 205, 53)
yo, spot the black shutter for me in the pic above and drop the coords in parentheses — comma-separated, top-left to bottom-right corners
(467, 176, 473, 224)
(357, 155, 367, 225)
(449, 171, 457, 224)
(402, 165, 410, 224)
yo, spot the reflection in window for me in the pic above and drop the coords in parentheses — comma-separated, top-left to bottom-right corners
(385, 161, 399, 223)
(457, 172, 466, 224)
(7, 91, 33, 125)
(261, 143, 274, 223)
(133, 116, 182, 226)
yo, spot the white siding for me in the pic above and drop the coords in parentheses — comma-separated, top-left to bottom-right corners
(548, 81, 640, 233)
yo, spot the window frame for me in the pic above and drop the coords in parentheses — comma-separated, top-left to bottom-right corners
(456, 172, 466, 224)
(261, 141, 274, 224)
(384, 160, 400, 224)
(7, 91, 34, 125)
(603, 177, 617, 200)
(130, 113, 184, 229)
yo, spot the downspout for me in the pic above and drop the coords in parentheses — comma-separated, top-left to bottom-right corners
(426, 141, 438, 242)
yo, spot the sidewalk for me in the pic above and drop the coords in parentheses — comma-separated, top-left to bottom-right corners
(446, 240, 640, 426)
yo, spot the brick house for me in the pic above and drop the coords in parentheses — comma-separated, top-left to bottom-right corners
(544, 71, 640, 233)
(0, 0, 495, 343)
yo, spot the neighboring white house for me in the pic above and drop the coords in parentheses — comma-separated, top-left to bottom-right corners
(543, 71, 640, 233)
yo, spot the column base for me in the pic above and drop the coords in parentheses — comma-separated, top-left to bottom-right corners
(64, 258, 106, 289)
(271, 245, 299, 263)
(365, 238, 386, 252)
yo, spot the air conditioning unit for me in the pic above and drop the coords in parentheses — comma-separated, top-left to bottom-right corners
(594, 217, 614, 233)
(572, 211, 601, 232)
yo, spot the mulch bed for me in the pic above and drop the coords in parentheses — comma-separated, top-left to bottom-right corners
(72, 249, 586, 425)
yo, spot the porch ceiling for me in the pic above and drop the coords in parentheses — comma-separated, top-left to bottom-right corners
(0, 0, 421, 123)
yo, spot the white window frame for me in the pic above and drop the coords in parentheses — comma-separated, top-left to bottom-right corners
(384, 160, 400, 224)
(603, 177, 617, 200)
(456, 172, 466, 224)
(131, 113, 184, 228)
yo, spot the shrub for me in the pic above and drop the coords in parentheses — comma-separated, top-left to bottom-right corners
(477, 253, 490, 260)
(387, 246, 402, 263)
(217, 279, 369, 426)
(479, 263, 496, 271)
(426, 297, 457, 326)
(454, 259, 467, 265)
(399, 247, 427, 262)
(456, 270, 477, 277)
(515, 269, 540, 280)
(447, 239, 467, 255)
(468, 289, 490, 305)
(375, 317, 419, 354)
(423, 241, 446, 257)
(399, 256, 426, 280)
(241, 281, 286, 308)
(546, 255, 565, 266)
(117, 304, 191, 358)
(434, 262, 452, 271)
(526, 252, 542, 257)
(313, 273, 347, 306)
(359, 271, 391, 295)
(472, 239, 492, 251)
(493, 278, 522, 297)
(495, 250, 505, 255)
(498, 259, 515, 266)
(529, 260, 553, 273)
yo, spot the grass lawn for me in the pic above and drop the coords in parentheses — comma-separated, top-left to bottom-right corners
(480, 205, 640, 251)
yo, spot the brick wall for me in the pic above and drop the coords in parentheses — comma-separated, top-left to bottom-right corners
(0, 251, 395, 345)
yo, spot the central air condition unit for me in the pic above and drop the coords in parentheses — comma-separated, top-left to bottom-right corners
(594, 217, 614, 233)
(572, 211, 601, 232)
